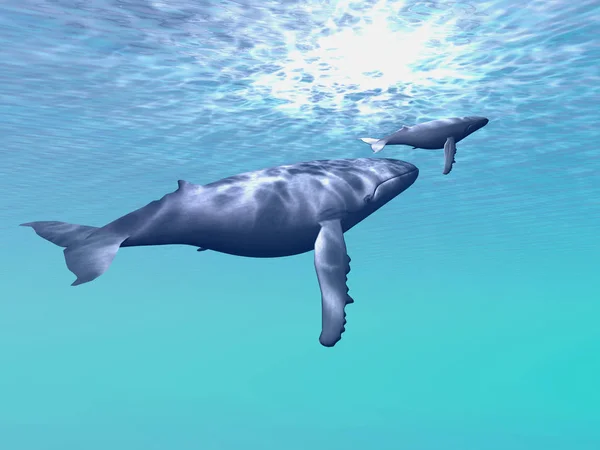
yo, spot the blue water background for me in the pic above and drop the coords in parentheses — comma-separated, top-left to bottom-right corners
(1, 0, 599, 449)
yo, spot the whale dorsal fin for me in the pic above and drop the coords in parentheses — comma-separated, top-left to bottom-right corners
(177, 179, 193, 191)
(389, 125, 409, 135)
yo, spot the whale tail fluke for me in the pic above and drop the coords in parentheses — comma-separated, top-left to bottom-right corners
(20, 221, 128, 286)
(20, 221, 98, 247)
(359, 137, 387, 153)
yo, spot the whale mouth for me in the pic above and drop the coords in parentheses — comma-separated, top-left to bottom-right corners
(370, 166, 419, 203)
(466, 117, 489, 134)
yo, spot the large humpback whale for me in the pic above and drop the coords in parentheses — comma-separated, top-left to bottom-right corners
(21, 158, 419, 347)
(360, 116, 489, 175)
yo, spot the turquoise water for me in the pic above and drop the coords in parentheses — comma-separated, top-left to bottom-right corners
(1, 0, 599, 448)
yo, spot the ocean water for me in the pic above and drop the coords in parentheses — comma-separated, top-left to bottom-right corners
(1, 0, 599, 448)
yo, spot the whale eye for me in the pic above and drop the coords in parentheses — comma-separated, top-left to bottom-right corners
(364, 194, 373, 204)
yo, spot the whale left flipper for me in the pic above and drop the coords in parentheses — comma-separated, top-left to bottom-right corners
(443, 136, 457, 175)
(314, 218, 353, 347)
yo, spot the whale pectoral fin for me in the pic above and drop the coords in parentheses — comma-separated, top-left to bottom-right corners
(314, 219, 353, 348)
(196, 247, 208, 252)
(443, 136, 457, 175)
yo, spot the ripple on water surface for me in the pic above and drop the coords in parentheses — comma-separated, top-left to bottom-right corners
(0, 0, 599, 225)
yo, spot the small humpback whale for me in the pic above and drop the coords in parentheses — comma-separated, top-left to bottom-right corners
(359, 116, 489, 175)
(21, 158, 419, 348)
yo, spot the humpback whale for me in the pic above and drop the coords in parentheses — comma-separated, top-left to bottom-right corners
(360, 116, 489, 174)
(21, 158, 419, 347)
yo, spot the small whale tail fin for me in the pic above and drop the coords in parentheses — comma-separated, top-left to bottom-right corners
(359, 137, 387, 153)
(20, 221, 128, 286)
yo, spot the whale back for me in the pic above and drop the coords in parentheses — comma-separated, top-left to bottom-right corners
(200, 158, 411, 224)
(408, 117, 488, 143)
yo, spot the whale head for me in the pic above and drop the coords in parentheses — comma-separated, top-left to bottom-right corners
(462, 116, 489, 137)
(365, 159, 419, 207)
(324, 158, 418, 230)
(340, 158, 419, 217)
(311, 158, 417, 231)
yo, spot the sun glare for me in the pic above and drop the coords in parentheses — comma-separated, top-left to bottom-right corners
(251, 0, 477, 115)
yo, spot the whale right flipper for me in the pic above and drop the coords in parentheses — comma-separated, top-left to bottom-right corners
(314, 218, 353, 347)
(443, 136, 457, 175)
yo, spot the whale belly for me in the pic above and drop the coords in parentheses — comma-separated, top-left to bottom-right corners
(194, 187, 336, 258)
(203, 220, 320, 257)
